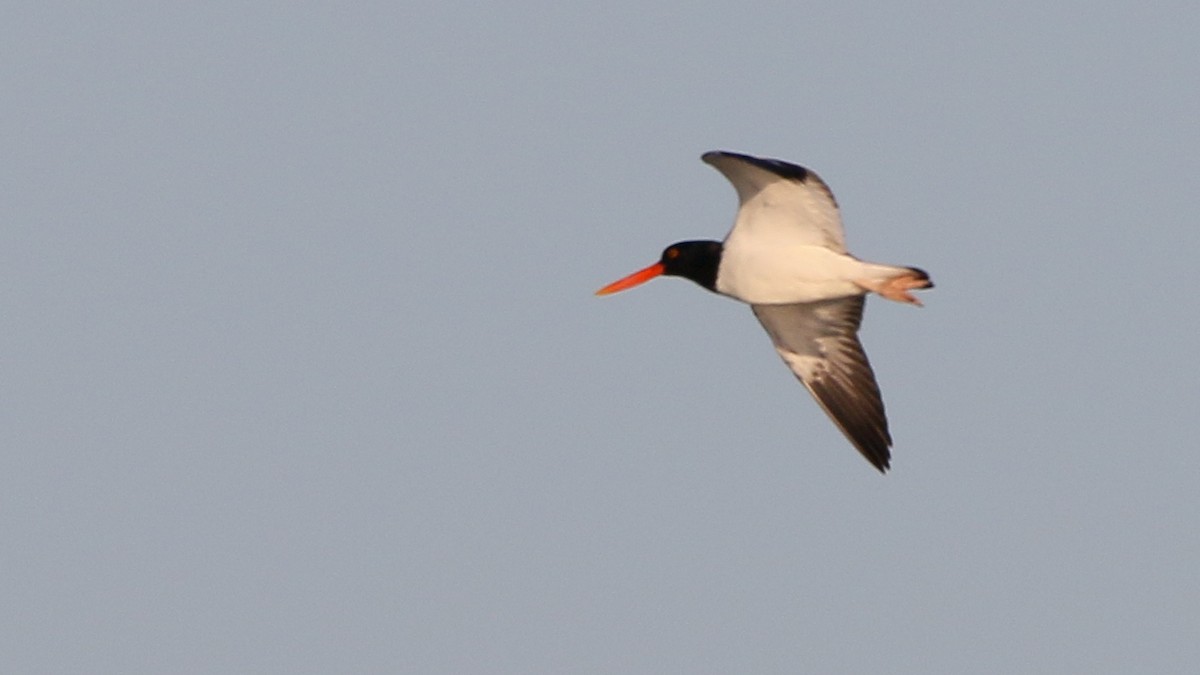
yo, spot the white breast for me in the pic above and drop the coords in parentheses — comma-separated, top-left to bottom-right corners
(715, 237, 865, 304)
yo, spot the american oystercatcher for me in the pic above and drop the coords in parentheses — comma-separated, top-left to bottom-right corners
(597, 151, 932, 472)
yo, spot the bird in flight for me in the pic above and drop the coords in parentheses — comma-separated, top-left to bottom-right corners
(596, 151, 932, 472)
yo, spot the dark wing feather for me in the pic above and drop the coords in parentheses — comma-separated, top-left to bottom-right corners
(751, 296, 892, 472)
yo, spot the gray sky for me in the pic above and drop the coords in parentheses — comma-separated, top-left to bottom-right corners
(3, 2, 1198, 673)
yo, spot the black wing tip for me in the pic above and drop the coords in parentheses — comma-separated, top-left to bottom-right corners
(701, 150, 812, 182)
(850, 432, 891, 474)
(867, 451, 891, 474)
(806, 377, 893, 474)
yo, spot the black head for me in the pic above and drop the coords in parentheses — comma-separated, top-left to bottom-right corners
(659, 240, 723, 292)
(596, 239, 723, 297)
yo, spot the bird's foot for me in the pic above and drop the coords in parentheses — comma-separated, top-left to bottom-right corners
(858, 269, 933, 307)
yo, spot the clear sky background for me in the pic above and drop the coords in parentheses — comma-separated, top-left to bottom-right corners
(3, 2, 1198, 673)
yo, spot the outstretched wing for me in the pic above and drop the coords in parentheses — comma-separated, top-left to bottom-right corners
(702, 151, 846, 253)
(751, 296, 892, 472)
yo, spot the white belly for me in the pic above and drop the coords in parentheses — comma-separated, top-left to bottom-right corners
(714, 241, 866, 304)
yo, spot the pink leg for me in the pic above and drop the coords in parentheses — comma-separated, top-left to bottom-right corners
(856, 270, 933, 306)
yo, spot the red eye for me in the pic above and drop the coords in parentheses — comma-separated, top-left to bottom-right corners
(665, 248, 679, 260)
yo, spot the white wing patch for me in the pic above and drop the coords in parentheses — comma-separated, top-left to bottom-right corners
(702, 151, 846, 253)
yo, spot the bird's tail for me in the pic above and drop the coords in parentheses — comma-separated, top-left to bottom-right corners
(856, 265, 933, 305)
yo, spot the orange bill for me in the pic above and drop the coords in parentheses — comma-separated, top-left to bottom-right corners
(595, 262, 665, 296)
